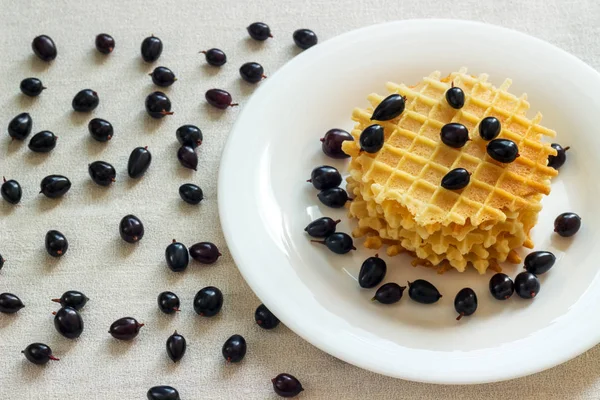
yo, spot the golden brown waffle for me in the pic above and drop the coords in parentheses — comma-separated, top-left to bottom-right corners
(342, 69, 558, 227)
(342, 69, 557, 273)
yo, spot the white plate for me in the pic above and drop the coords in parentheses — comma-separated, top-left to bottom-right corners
(218, 20, 600, 384)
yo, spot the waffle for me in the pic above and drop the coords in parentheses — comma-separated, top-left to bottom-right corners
(342, 69, 558, 273)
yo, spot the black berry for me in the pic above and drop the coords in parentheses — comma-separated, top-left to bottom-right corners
(179, 183, 203, 205)
(524, 251, 556, 275)
(193, 286, 223, 317)
(119, 215, 144, 243)
(304, 217, 340, 238)
(88, 118, 113, 142)
(317, 187, 348, 208)
(201, 48, 227, 66)
(165, 240, 189, 272)
(371, 94, 405, 121)
(51, 291, 88, 310)
(548, 143, 570, 170)
(454, 288, 477, 320)
(247, 22, 272, 41)
(293, 29, 318, 49)
(72, 89, 99, 112)
(177, 145, 198, 171)
(487, 139, 520, 163)
(128, 146, 152, 178)
(88, 161, 116, 186)
(22, 343, 59, 365)
(157, 291, 180, 314)
(0, 293, 24, 314)
(205, 89, 238, 109)
(489, 273, 514, 300)
(32, 35, 57, 61)
(1, 177, 22, 205)
(176, 125, 203, 148)
(255, 304, 280, 330)
(441, 168, 470, 190)
(147, 386, 180, 400)
(478, 117, 501, 140)
(408, 279, 442, 304)
(109, 317, 144, 340)
(359, 124, 384, 153)
(95, 33, 115, 54)
(45, 230, 68, 257)
(53, 306, 83, 339)
(311, 232, 355, 254)
(40, 175, 71, 198)
(141, 35, 163, 63)
(445, 85, 465, 109)
(240, 62, 266, 83)
(514, 271, 540, 299)
(166, 331, 186, 362)
(145, 91, 173, 119)
(272, 373, 304, 398)
(8, 112, 32, 140)
(554, 212, 581, 237)
(320, 129, 352, 159)
(189, 242, 221, 264)
(149, 66, 176, 87)
(20, 77, 46, 97)
(372, 283, 405, 304)
(440, 123, 469, 148)
(222, 334, 246, 363)
(28, 130, 57, 153)
(308, 166, 342, 190)
(358, 255, 387, 288)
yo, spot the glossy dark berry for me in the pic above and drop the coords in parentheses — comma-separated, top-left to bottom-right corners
(201, 48, 227, 66)
(445, 85, 465, 109)
(272, 373, 304, 398)
(53, 306, 83, 339)
(88, 118, 113, 142)
(20, 78, 46, 97)
(311, 232, 355, 254)
(514, 271, 540, 299)
(487, 139, 519, 163)
(524, 251, 556, 275)
(22, 343, 59, 365)
(441, 168, 470, 190)
(149, 66, 176, 87)
(548, 143, 570, 170)
(247, 22, 272, 41)
(193, 286, 223, 317)
(489, 273, 514, 300)
(454, 288, 477, 320)
(222, 334, 246, 363)
(128, 146, 152, 178)
(40, 175, 71, 198)
(119, 215, 144, 243)
(157, 291, 180, 314)
(293, 29, 318, 50)
(320, 128, 352, 159)
(176, 125, 203, 148)
(166, 240, 189, 272)
(255, 304, 280, 330)
(179, 184, 203, 205)
(177, 146, 198, 171)
(0, 293, 24, 314)
(308, 166, 342, 190)
(166, 331, 186, 362)
(205, 89, 238, 109)
(371, 94, 405, 121)
(478, 116, 501, 140)
(28, 131, 57, 153)
(408, 279, 442, 304)
(189, 242, 221, 264)
(239, 62, 266, 83)
(51, 291, 88, 310)
(8, 112, 32, 140)
(0, 254, 4, 270)
(146, 91, 173, 119)
(95, 33, 115, 54)
(141, 35, 163, 63)
(554, 212, 581, 237)
(304, 217, 340, 238)
(317, 187, 348, 208)
(109, 317, 144, 340)
(45, 230, 68, 257)
(147, 386, 180, 400)
(32, 35, 57, 61)
(372, 283, 405, 304)
(1, 177, 22, 205)
(358, 255, 387, 288)
(72, 89, 99, 112)
(440, 123, 469, 148)
(359, 124, 385, 153)
(88, 161, 116, 186)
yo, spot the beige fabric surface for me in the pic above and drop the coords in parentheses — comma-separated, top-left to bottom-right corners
(0, 0, 599, 398)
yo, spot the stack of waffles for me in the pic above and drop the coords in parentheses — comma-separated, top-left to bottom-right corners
(341, 69, 558, 273)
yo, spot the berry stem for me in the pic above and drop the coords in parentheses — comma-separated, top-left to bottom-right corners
(229, 103, 239, 107)
(49, 355, 60, 361)
(456, 312, 464, 321)
(310, 240, 325, 245)
(51, 298, 61, 303)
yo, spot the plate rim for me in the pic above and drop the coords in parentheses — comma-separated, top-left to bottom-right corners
(218, 19, 600, 384)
